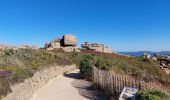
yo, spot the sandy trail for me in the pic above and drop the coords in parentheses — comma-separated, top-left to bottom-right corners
(31, 69, 106, 100)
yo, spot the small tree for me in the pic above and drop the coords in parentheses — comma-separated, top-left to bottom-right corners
(79, 54, 94, 80)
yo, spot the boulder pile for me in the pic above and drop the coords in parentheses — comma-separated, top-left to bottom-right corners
(159, 59, 170, 75)
(44, 34, 80, 52)
(81, 42, 112, 53)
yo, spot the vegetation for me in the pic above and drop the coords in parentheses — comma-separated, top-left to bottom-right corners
(0, 78, 11, 98)
(79, 54, 94, 80)
(0, 48, 76, 97)
(95, 57, 112, 70)
(0, 48, 170, 98)
(135, 90, 169, 100)
(80, 50, 170, 99)
(81, 50, 170, 86)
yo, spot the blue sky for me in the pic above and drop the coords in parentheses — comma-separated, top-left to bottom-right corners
(0, 0, 170, 51)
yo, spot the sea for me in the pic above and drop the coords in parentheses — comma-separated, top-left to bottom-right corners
(118, 51, 170, 57)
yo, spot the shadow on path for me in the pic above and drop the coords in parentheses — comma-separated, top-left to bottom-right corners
(64, 72, 81, 79)
(64, 71, 107, 100)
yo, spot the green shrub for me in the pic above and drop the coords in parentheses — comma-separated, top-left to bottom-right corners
(11, 68, 33, 84)
(135, 90, 169, 100)
(131, 67, 143, 79)
(79, 54, 94, 80)
(147, 90, 169, 99)
(144, 94, 160, 100)
(95, 57, 112, 70)
(4, 49, 14, 56)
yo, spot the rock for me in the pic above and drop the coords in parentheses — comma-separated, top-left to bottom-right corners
(90, 43, 104, 52)
(81, 42, 91, 49)
(51, 42, 60, 49)
(81, 42, 112, 53)
(63, 34, 77, 46)
(47, 47, 54, 51)
(159, 58, 170, 75)
(144, 53, 151, 59)
(103, 47, 112, 53)
(151, 57, 157, 61)
(44, 43, 50, 48)
(63, 47, 80, 52)
(161, 63, 166, 67)
(168, 63, 170, 66)
(167, 56, 170, 59)
(45, 38, 61, 49)
(163, 68, 170, 75)
(44, 34, 79, 52)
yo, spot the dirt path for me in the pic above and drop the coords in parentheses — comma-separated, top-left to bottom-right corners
(31, 69, 107, 100)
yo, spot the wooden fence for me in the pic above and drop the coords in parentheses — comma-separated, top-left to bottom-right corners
(92, 66, 170, 98)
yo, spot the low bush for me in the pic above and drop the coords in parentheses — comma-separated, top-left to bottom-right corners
(0, 71, 12, 78)
(135, 90, 169, 100)
(95, 57, 112, 70)
(0, 77, 11, 97)
(79, 54, 94, 80)
(11, 68, 33, 84)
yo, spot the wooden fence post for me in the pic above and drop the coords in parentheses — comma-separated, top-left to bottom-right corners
(92, 66, 170, 97)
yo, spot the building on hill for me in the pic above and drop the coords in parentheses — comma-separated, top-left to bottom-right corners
(81, 42, 112, 53)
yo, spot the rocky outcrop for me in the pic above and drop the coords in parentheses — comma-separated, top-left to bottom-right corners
(45, 34, 113, 53)
(2, 65, 76, 100)
(0, 45, 38, 51)
(45, 38, 61, 49)
(44, 34, 80, 52)
(144, 53, 151, 59)
(81, 42, 112, 53)
(63, 35, 77, 46)
(62, 47, 80, 52)
(159, 59, 170, 75)
(163, 68, 170, 75)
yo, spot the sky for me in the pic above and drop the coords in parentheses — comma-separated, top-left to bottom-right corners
(0, 0, 170, 51)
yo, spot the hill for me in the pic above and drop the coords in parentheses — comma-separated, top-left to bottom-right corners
(0, 48, 170, 99)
